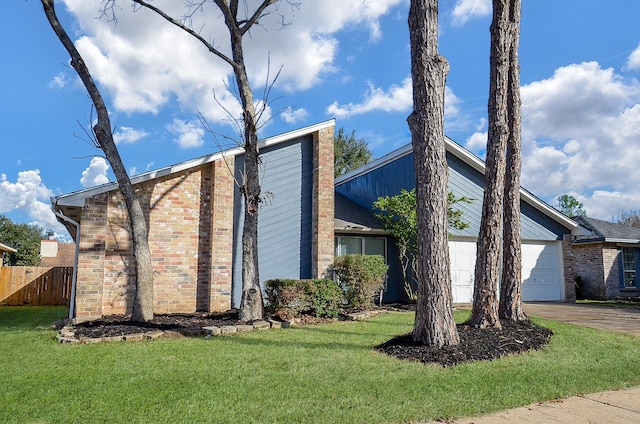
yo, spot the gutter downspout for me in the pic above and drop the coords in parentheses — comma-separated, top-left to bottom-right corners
(51, 198, 80, 321)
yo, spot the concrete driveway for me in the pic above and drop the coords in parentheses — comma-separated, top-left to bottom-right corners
(523, 302, 640, 336)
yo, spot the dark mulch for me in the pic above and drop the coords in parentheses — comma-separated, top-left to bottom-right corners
(73, 311, 241, 338)
(376, 319, 553, 367)
(71, 310, 343, 339)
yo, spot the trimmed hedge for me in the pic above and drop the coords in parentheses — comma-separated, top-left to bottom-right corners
(265, 279, 344, 319)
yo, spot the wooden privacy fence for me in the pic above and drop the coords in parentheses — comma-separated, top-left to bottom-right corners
(0, 266, 73, 306)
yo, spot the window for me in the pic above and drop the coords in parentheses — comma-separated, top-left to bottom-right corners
(334, 236, 387, 259)
(622, 247, 637, 288)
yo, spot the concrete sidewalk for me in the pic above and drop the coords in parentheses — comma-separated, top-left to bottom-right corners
(424, 302, 640, 423)
(428, 386, 640, 423)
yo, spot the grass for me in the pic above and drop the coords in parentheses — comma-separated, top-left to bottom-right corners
(1, 306, 640, 423)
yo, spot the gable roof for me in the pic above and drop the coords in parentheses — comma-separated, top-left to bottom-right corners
(335, 138, 579, 233)
(573, 216, 640, 244)
(51, 119, 335, 234)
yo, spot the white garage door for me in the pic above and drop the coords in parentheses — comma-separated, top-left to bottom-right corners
(521, 241, 563, 301)
(449, 240, 476, 303)
(448, 239, 563, 303)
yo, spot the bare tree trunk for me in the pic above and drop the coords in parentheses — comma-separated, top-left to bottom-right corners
(129, 0, 279, 322)
(470, 0, 513, 330)
(408, 0, 459, 347)
(42, 0, 154, 321)
(499, 0, 526, 321)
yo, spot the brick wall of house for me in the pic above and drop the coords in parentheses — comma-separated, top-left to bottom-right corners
(562, 235, 576, 302)
(75, 193, 108, 321)
(74, 162, 234, 320)
(207, 157, 234, 311)
(602, 244, 622, 298)
(572, 243, 607, 299)
(312, 125, 335, 279)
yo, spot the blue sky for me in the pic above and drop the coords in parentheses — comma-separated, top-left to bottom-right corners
(2, 0, 640, 239)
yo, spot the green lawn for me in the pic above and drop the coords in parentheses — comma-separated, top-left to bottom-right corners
(2, 306, 640, 424)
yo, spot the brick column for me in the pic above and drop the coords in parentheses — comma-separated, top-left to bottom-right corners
(74, 193, 108, 322)
(209, 156, 235, 311)
(312, 125, 335, 279)
(562, 234, 576, 303)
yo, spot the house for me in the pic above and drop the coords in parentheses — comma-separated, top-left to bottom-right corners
(39, 240, 76, 267)
(0, 242, 17, 267)
(567, 216, 640, 299)
(52, 120, 335, 321)
(334, 141, 581, 304)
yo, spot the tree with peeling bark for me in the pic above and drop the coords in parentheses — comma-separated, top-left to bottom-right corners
(499, 0, 526, 322)
(407, 0, 459, 347)
(41, 0, 155, 322)
(123, 0, 288, 322)
(471, 0, 525, 328)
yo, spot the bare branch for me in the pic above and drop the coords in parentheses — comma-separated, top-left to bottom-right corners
(132, 0, 236, 68)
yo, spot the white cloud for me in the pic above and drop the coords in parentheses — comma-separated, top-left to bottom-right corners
(465, 131, 487, 152)
(327, 77, 462, 121)
(626, 42, 640, 71)
(326, 77, 413, 118)
(113, 126, 149, 144)
(49, 72, 67, 89)
(168, 119, 205, 149)
(80, 157, 110, 188)
(0, 170, 65, 233)
(281, 108, 310, 124)
(62, 0, 405, 126)
(514, 62, 640, 220)
(451, 0, 491, 26)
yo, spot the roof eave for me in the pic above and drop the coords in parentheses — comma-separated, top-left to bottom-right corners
(335, 137, 579, 231)
(53, 119, 336, 208)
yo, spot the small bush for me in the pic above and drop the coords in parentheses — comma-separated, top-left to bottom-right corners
(264, 279, 307, 319)
(303, 279, 344, 318)
(332, 254, 388, 309)
(264, 278, 345, 318)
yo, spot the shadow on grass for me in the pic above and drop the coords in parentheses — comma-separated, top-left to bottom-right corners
(0, 306, 68, 332)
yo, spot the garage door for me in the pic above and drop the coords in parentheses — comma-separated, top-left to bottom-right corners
(449, 240, 476, 303)
(521, 241, 563, 301)
(448, 239, 563, 303)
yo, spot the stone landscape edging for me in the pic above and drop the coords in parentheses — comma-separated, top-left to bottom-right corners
(56, 309, 388, 344)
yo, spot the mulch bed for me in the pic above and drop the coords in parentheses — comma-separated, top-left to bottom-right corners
(376, 319, 553, 367)
(69, 307, 553, 367)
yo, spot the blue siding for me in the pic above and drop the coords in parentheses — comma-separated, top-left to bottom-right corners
(232, 136, 313, 307)
(336, 148, 570, 242)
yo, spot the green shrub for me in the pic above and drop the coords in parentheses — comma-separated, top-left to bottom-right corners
(303, 279, 344, 318)
(264, 279, 307, 319)
(332, 254, 388, 309)
(264, 278, 345, 318)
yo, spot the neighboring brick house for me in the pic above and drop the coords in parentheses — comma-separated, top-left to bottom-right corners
(39, 240, 76, 267)
(52, 120, 335, 321)
(568, 216, 640, 300)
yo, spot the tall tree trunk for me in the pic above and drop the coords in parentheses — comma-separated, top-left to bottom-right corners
(130, 0, 277, 322)
(218, 2, 266, 323)
(470, 0, 513, 330)
(499, 0, 526, 321)
(42, 0, 154, 321)
(408, 0, 459, 347)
